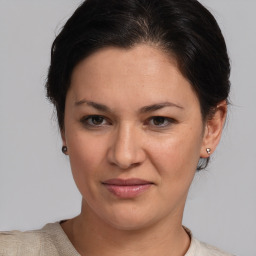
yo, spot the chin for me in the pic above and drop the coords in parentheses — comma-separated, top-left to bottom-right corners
(97, 204, 162, 231)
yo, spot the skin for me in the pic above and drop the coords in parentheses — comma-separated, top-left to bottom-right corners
(61, 44, 227, 256)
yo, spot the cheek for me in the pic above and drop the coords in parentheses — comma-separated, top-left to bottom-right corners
(66, 132, 108, 194)
(147, 127, 203, 179)
(68, 130, 107, 165)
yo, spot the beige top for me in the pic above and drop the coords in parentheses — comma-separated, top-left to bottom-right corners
(0, 223, 234, 256)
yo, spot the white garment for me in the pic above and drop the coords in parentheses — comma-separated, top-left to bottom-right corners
(0, 223, 234, 256)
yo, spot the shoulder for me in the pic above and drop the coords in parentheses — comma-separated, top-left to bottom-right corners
(0, 223, 65, 256)
(186, 236, 234, 256)
(184, 227, 235, 256)
(194, 238, 234, 256)
(0, 229, 43, 255)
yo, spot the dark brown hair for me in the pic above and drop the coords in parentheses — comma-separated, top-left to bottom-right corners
(46, 0, 230, 170)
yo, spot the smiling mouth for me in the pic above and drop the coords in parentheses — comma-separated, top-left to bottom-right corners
(102, 178, 154, 198)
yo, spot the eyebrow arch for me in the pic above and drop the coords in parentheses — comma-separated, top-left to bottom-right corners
(75, 99, 111, 113)
(139, 102, 183, 113)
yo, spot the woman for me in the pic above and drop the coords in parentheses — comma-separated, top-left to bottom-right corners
(0, 0, 233, 255)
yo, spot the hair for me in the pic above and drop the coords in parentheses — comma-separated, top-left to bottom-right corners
(45, 0, 230, 170)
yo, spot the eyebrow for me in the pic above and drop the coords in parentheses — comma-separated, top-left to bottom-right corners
(75, 99, 111, 113)
(75, 99, 183, 113)
(139, 102, 183, 113)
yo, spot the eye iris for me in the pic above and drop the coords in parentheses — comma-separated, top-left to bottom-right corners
(153, 117, 165, 126)
(92, 116, 104, 125)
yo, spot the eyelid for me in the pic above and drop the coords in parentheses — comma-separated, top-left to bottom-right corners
(146, 116, 177, 128)
(80, 115, 177, 129)
(80, 115, 112, 128)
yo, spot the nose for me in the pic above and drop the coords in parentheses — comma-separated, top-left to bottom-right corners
(107, 123, 146, 170)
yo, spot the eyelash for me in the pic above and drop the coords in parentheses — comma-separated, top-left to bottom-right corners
(146, 116, 177, 128)
(80, 115, 176, 129)
(80, 115, 111, 128)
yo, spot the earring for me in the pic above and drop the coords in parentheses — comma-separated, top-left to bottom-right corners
(62, 146, 68, 154)
(206, 148, 211, 155)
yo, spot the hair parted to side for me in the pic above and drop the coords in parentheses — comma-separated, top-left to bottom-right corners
(46, 0, 230, 170)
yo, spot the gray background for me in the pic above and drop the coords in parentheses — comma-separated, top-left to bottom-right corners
(0, 1, 255, 255)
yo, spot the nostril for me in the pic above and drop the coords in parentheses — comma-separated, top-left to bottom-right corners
(110, 161, 140, 170)
(131, 162, 140, 168)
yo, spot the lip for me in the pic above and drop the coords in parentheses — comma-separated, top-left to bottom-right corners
(102, 179, 154, 198)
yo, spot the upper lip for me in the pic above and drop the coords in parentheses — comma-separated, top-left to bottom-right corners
(102, 178, 153, 186)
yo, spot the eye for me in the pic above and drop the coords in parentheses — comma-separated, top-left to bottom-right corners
(148, 116, 176, 128)
(80, 115, 110, 127)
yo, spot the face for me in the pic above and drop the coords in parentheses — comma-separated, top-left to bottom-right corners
(63, 44, 209, 230)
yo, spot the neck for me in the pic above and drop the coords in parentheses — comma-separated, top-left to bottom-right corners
(61, 201, 190, 256)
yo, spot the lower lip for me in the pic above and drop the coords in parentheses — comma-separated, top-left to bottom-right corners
(103, 184, 152, 198)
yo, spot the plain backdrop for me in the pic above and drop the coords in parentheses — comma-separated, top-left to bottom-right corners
(0, 1, 255, 255)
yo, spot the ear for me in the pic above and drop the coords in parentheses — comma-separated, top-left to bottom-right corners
(200, 100, 227, 158)
(61, 128, 66, 145)
(61, 128, 69, 155)
(61, 127, 68, 150)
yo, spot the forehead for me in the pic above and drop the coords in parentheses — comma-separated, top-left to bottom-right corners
(68, 44, 199, 110)
(72, 44, 177, 81)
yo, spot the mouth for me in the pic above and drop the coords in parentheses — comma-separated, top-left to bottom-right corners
(102, 178, 154, 198)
